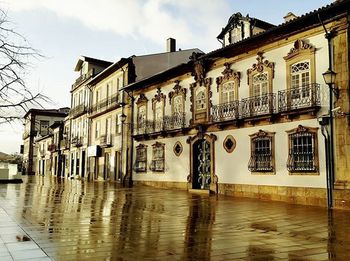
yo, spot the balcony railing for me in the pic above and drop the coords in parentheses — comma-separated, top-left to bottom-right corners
(212, 101, 239, 122)
(72, 69, 94, 89)
(71, 136, 83, 147)
(241, 93, 276, 118)
(70, 104, 88, 118)
(100, 134, 112, 147)
(90, 94, 120, 115)
(135, 113, 186, 135)
(278, 84, 320, 112)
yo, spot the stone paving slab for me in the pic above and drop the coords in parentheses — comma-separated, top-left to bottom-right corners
(0, 176, 350, 260)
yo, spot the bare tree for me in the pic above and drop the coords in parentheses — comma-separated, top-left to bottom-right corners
(0, 10, 49, 124)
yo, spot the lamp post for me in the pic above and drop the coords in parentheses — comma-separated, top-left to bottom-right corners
(322, 68, 337, 209)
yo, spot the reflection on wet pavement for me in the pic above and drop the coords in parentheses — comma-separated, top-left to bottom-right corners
(0, 176, 349, 260)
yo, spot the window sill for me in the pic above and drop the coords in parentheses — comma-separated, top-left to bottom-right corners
(250, 171, 275, 175)
(288, 171, 319, 176)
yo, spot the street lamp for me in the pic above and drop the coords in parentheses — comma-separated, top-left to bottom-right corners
(322, 67, 337, 209)
(322, 69, 339, 99)
(120, 113, 127, 123)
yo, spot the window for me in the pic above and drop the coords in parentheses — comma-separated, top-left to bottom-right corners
(39, 120, 49, 136)
(196, 90, 206, 110)
(169, 81, 187, 128)
(106, 118, 111, 138)
(95, 121, 100, 139)
(154, 101, 163, 131)
(248, 130, 275, 173)
(116, 114, 122, 135)
(135, 144, 147, 172)
(287, 125, 318, 173)
(252, 73, 269, 106)
(138, 105, 146, 131)
(291, 61, 311, 99)
(136, 94, 148, 134)
(221, 82, 235, 103)
(150, 142, 165, 172)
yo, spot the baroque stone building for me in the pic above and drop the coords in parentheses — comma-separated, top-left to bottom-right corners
(123, 1, 350, 209)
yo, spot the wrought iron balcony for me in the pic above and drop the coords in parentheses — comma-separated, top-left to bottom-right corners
(70, 104, 87, 119)
(241, 93, 276, 118)
(135, 113, 186, 135)
(71, 136, 83, 147)
(100, 134, 112, 147)
(212, 101, 239, 122)
(72, 69, 94, 89)
(278, 83, 320, 112)
(90, 94, 120, 115)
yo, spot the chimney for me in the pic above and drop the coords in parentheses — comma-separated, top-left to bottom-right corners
(166, 38, 176, 52)
(283, 12, 297, 23)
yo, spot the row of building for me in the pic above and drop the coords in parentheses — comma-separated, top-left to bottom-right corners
(22, 0, 350, 209)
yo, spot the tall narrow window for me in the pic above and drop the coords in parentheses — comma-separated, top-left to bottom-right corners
(196, 90, 206, 110)
(152, 89, 166, 132)
(248, 130, 275, 173)
(150, 142, 165, 172)
(136, 94, 148, 134)
(169, 81, 187, 128)
(154, 101, 163, 131)
(116, 114, 122, 135)
(252, 73, 269, 106)
(221, 82, 235, 103)
(287, 125, 318, 173)
(291, 61, 311, 99)
(135, 144, 147, 172)
(95, 121, 100, 139)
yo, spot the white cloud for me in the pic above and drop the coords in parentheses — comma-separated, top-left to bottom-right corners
(4, 0, 229, 51)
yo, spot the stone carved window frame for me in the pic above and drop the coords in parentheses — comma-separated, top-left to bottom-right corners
(247, 52, 275, 97)
(169, 80, 187, 116)
(190, 78, 212, 125)
(135, 143, 147, 173)
(286, 125, 319, 175)
(136, 94, 148, 131)
(248, 130, 276, 175)
(216, 62, 240, 103)
(284, 39, 316, 90)
(152, 88, 166, 124)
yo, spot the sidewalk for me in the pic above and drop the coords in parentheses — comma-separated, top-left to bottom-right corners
(0, 176, 349, 260)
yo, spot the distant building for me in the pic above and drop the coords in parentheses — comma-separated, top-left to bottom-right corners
(22, 108, 69, 175)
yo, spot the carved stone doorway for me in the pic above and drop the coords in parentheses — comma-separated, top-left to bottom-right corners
(187, 133, 218, 193)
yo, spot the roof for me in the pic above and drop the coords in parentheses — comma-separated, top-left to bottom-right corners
(74, 56, 113, 72)
(123, 0, 350, 92)
(208, 0, 350, 59)
(23, 108, 69, 119)
(217, 12, 275, 39)
(88, 57, 132, 86)
(122, 62, 192, 92)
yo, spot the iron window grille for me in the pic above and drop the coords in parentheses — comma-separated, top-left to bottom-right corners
(287, 131, 317, 172)
(248, 136, 273, 172)
(150, 142, 165, 172)
(135, 145, 147, 172)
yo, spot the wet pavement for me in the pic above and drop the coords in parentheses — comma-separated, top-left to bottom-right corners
(0, 177, 350, 260)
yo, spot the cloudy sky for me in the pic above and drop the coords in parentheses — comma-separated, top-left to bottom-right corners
(0, 0, 332, 154)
